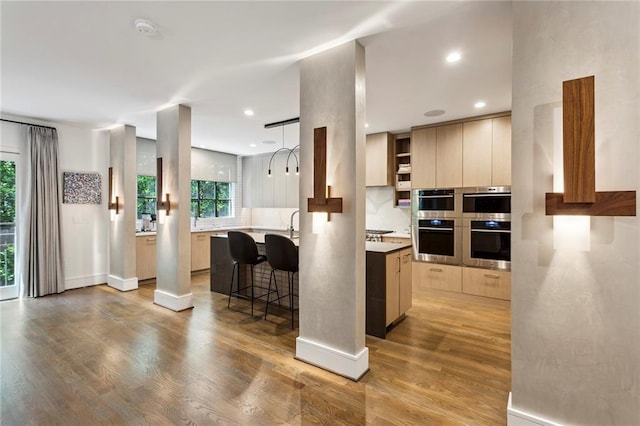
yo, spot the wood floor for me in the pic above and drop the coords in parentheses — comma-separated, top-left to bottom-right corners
(0, 272, 511, 425)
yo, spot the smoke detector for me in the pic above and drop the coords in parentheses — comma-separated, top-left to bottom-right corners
(134, 19, 157, 36)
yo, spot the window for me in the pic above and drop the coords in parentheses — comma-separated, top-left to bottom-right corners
(191, 180, 231, 218)
(137, 175, 156, 219)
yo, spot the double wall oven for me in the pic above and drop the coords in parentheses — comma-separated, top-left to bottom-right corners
(412, 186, 511, 270)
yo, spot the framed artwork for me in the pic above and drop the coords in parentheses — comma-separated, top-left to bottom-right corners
(63, 172, 102, 204)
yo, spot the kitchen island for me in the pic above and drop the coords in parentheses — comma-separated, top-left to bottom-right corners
(210, 233, 412, 338)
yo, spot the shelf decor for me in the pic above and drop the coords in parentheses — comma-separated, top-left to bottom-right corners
(545, 75, 636, 216)
(63, 171, 101, 204)
(307, 126, 343, 218)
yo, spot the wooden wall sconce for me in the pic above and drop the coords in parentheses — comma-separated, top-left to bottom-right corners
(156, 157, 171, 214)
(307, 127, 343, 219)
(545, 76, 636, 216)
(107, 166, 119, 214)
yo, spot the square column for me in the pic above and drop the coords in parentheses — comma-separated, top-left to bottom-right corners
(154, 104, 193, 311)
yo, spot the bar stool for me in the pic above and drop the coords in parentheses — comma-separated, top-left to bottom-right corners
(264, 233, 299, 328)
(227, 231, 268, 316)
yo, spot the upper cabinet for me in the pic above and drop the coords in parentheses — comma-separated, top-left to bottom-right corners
(411, 113, 511, 189)
(366, 132, 393, 186)
(243, 152, 299, 208)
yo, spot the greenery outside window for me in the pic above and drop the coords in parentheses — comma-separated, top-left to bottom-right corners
(191, 180, 231, 218)
(137, 175, 156, 219)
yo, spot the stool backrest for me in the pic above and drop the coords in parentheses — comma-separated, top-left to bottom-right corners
(228, 231, 260, 264)
(265, 234, 299, 273)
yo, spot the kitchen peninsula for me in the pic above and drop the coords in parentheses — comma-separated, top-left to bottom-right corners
(209, 232, 412, 338)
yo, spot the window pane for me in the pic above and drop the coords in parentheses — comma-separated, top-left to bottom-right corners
(216, 200, 231, 217)
(199, 181, 216, 199)
(199, 200, 216, 218)
(137, 176, 156, 197)
(191, 200, 198, 217)
(138, 198, 156, 216)
(216, 182, 230, 200)
(191, 180, 198, 198)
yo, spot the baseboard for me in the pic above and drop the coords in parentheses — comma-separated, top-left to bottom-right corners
(65, 273, 107, 290)
(295, 337, 369, 381)
(153, 289, 194, 312)
(507, 392, 563, 426)
(107, 275, 138, 292)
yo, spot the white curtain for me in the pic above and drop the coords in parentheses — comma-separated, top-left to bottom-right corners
(23, 127, 64, 297)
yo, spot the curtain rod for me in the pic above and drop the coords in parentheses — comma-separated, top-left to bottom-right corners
(1, 118, 57, 131)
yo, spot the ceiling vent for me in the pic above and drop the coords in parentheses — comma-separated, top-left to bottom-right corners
(134, 19, 157, 36)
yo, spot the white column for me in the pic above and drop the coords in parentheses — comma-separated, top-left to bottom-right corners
(154, 104, 193, 311)
(107, 124, 138, 291)
(296, 41, 368, 380)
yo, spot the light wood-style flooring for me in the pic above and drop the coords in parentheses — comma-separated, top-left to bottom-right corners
(0, 272, 511, 425)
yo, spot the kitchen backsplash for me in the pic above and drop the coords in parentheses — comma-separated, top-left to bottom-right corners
(366, 186, 411, 233)
(251, 208, 299, 231)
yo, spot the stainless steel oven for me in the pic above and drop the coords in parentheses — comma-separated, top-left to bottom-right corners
(462, 186, 511, 219)
(412, 188, 462, 218)
(412, 217, 462, 265)
(463, 218, 511, 270)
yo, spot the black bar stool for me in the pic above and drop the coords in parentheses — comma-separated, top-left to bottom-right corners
(264, 233, 299, 328)
(227, 231, 268, 316)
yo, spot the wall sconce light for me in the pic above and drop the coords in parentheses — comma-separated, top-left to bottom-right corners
(266, 120, 299, 177)
(307, 126, 343, 221)
(107, 166, 119, 219)
(156, 157, 171, 217)
(545, 75, 636, 216)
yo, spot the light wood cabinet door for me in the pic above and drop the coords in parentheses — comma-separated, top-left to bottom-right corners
(398, 249, 412, 315)
(462, 267, 511, 300)
(463, 119, 493, 187)
(436, 124, 463, 188)
(492, 116, 512, 186)
(381, 236, 411, 244)
(136, 236, 157, 280)
(366, 132, 393, 186)
(385, 253, 400, 326)
(412, 262, 462, 293)
(191, 232, 212, 271)
(411, 127, 436, 188)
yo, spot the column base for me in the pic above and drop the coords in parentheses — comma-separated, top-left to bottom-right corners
(107, 275, 138, 292)
(153, 289, 194, 312)
(507, 392, 563, 426)
(295, 337, 369, 381)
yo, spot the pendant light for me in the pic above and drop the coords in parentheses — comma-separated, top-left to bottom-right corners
(267, 120, 299, 177)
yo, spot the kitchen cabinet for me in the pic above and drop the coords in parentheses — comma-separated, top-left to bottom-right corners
(381, 236, 411, 244)
(394, 133, 411, 207)
(242, 153, 299, 208)
(191, 231, 224, 271)
(366, 246, 412, 338)
(412, 262, 462, 293)
(411, 127, 436, 189)
(136, 235, 157, 281)
(462, 116, 512, 187)
(462, 119, 493, 187)
(366, 132, 394, 186)
(462, 267, 511, 300)
(436, 124, 463, 188)
(491, 116, 512, 186)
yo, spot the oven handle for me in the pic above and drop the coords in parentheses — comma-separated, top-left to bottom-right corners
(419, 227, 454, 231)
(463, 193, 510, 198)
(470, 229, 511, 233)
(416, 194, 454, 199)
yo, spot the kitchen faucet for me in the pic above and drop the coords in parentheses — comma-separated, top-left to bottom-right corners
(289, 210, 299, 238)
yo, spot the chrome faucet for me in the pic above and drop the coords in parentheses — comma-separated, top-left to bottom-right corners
(289, 210, 299, 238)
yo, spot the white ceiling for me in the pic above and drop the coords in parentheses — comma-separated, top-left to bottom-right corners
(0, 1, 512, 156)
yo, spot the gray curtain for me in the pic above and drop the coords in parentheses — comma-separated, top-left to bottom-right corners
(24, 127, 64, 297)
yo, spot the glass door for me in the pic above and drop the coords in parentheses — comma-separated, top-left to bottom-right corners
(1, 152, 19, 300)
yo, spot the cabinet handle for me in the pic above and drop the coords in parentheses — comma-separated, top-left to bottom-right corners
(146, 237, 156, 242)
(430, 267, 443, 272)
(484, 273, 500, 279)
(197, 234, 206, 239)
(402, 254, 411, 262)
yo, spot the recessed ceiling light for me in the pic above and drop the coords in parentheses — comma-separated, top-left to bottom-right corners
(244, 109, 254, 117)
(446, 51, 461, 63)
(262, 140, 276, 145)
(134, 19, 157, 36)
(250, 143, 257, 147)
(424, 109, 445, 117)
(474, 101, 486, 108)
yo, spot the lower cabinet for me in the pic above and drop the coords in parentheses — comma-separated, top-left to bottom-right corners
(136, 235, 157, 281)
(412, 261, 511, 301)
(191, 232, 217, 271)
(367, 247, 412, 338)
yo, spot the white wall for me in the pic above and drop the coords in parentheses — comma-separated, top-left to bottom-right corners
(365, 186, 411, 233)
(511, 2, 639, 425)
(1, 114, 109, 290)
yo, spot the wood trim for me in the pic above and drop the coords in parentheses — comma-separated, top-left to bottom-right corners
(411, 111, 511, 131)
(307, 126, 343, 213)
(563, 76, 595, 203)
(545, 191, 636, 216)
